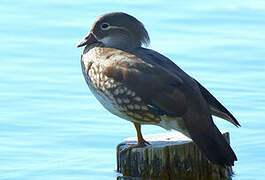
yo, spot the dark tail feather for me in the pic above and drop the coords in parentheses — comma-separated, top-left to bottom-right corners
(188, 122, 237, 166)
(196, 80, 240, 127)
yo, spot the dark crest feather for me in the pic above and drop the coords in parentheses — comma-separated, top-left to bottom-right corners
(96, 12, 150, 47)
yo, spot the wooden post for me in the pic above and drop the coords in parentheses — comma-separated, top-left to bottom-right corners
(117, 131, 233, 180)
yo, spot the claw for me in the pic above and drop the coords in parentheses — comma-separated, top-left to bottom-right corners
(121, 140, 150, 153)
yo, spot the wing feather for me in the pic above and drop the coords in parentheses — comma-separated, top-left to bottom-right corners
(102, 54, 188, 117)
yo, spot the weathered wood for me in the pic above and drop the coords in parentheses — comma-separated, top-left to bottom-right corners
(117, 131, 233, 180)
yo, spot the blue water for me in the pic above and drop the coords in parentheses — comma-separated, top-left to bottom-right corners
(1, 0, 265, 179)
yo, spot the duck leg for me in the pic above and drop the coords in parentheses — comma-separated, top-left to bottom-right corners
(121, 122, 150, 152)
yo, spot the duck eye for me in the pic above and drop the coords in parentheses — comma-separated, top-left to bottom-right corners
(101, 23, 110, 30)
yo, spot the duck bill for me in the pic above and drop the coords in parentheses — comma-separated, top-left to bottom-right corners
(76, 33, 98, 48)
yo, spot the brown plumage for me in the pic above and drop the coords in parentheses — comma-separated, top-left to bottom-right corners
(77, 12, 239, 166)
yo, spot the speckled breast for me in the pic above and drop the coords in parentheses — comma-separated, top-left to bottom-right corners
(81, 47, 161, 124)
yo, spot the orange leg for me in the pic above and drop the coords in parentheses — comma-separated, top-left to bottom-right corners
(121, 122, 150, 152)
(134, 122, 150, 146)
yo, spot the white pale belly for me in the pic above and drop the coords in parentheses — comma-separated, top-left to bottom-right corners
(89, 84, 129, 120)
(158, 115, 190, 138)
